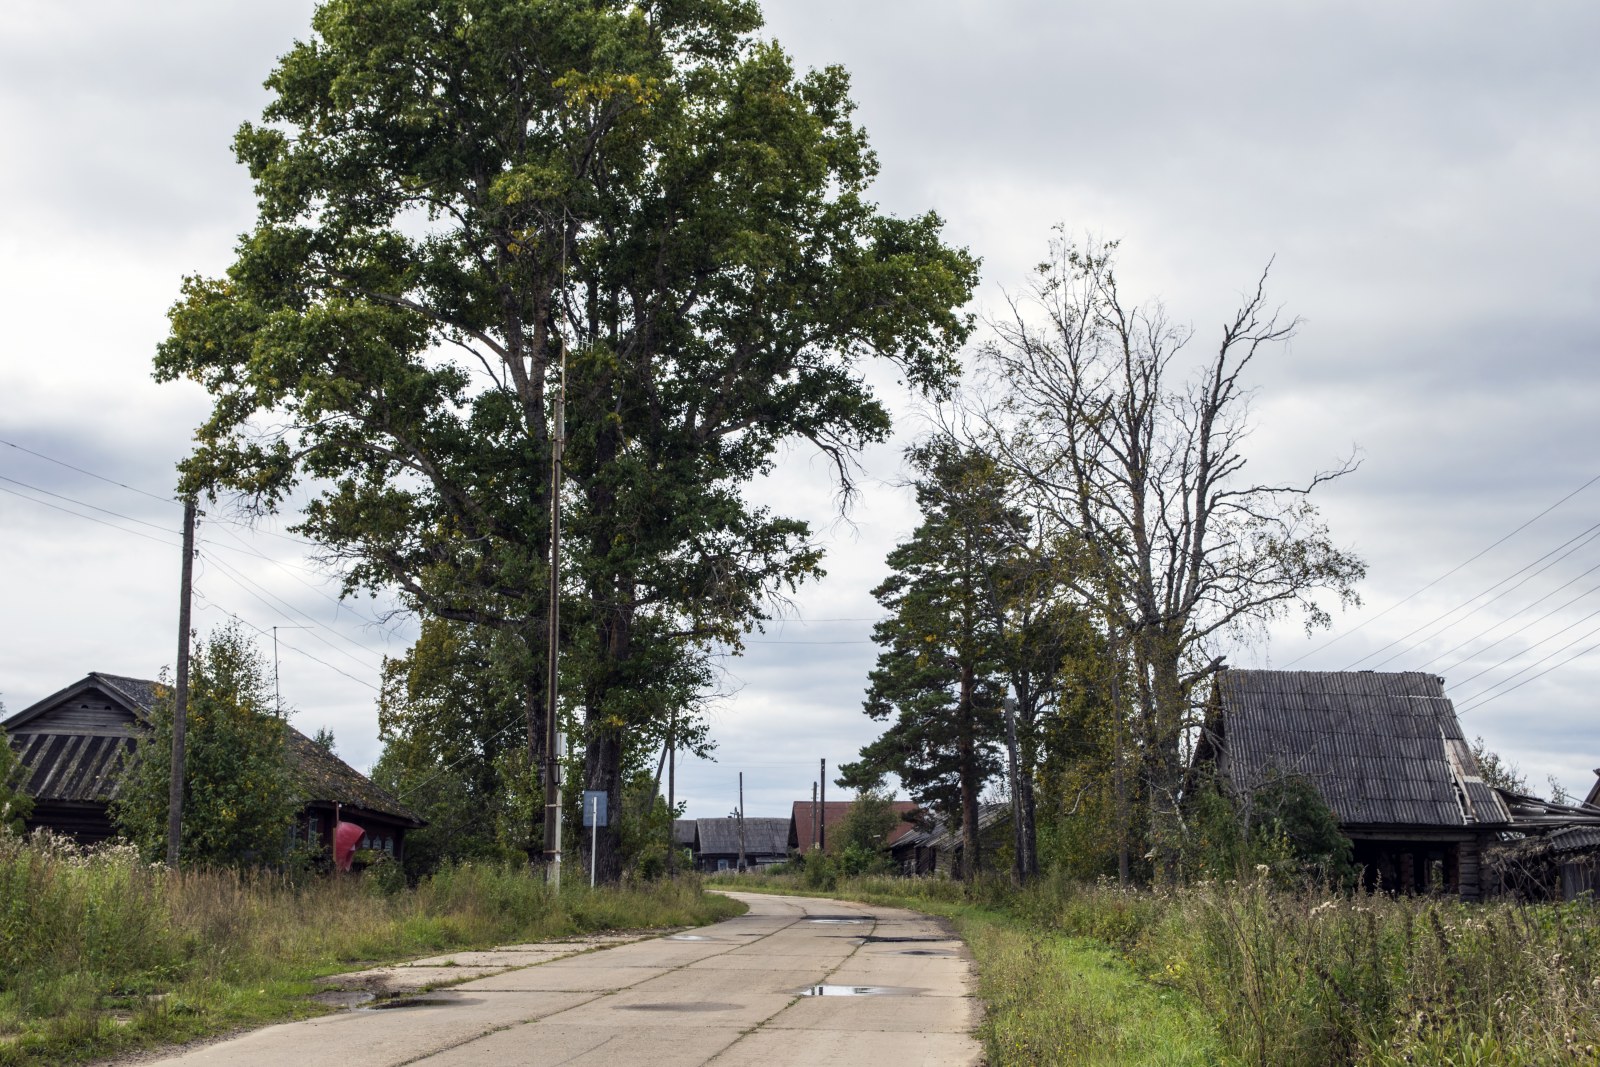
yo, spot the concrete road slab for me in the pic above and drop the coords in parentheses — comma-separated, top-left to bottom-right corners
(318, 965, 512, 994)
(138, 991, 593, 1066)
(709, 1028, 982, 1067)
(627, 967, 826, 998)
(548, 988, 797, 1029)
(764, 993, 979, 1034)
(415, 1023, 748, 1066)
(404, 949, 574, 968)
(454, 966, 670, 992)
(120, 891, 982, 1067)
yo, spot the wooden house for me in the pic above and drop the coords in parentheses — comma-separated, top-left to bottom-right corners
(2, 672, 423, 859)
(888, 803, 1010, 878)
(691, 817, 790, 872)
(1197, 669, 1511, 901)
(786, 799, 920, 854)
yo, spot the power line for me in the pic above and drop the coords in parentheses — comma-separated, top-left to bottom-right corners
(1284, 470, 1600, 667)
(0, 483, 181, 548)
(0, 473, 180, 536)
(1425, 566, 1600, 676)
(1448, 608, 1600, 695)
(204, 522, 408, 642)
(1455, 629, 1600, 717)
(198, 551, 391, 675)
(1356, 520, 1600, 671)
(0, 437, 179, 505)
(196, 598, 381, 693)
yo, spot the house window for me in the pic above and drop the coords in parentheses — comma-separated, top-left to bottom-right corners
(717, 859, 729, 872)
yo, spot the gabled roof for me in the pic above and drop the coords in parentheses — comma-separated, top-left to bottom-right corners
(890, 803, 1010, 853)
(2, 671, 162, 732)
(673, 818, 697, 847)
(695, 817, 789, 857)
(1208, 669, 1511, 829)
(787, 799, 920, 852)
(4, 673, 421, 826)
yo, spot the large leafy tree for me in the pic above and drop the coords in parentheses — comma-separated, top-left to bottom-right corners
(155, 0, 976, 879)
(840, 439, 1017, 879)
(116, 625, 297, 867)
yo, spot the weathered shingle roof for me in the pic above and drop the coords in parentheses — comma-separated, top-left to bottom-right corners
(673, 818, 697, 847)
(8, 732, 134, 804)
(695, 817, 789, 857)
(1211, 669, 1511, 829)
(4, 673, 421, 826)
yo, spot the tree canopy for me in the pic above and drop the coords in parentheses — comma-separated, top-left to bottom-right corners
(115, 625, 297, 867)
(155, 0, 977, 879)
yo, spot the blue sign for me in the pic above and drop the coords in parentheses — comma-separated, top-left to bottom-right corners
(582, 790, 609, 826)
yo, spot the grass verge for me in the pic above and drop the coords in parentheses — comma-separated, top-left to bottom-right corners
(718, 875, 1219, 1065)
(0, 834, 743, 1066)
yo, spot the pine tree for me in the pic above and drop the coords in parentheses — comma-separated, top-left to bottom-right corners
(840, 438, 1020, 878)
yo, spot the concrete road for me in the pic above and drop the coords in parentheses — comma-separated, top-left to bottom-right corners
(132, 891, 983, 1066)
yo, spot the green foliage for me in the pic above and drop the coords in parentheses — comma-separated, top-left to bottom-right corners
(1470, 735, 1529, 794)
(0, 717, 33, 835)
(842, 438, 1015, 870)
(1186, 773, 1356, 888)
(114, 625, 297, 868)
(0, 832, 741, 1066)
(154, 0, 977, 883)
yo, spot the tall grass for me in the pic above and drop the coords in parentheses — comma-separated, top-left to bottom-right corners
(0, 833, 741, 1065)
(733, 866, 1600, 1065)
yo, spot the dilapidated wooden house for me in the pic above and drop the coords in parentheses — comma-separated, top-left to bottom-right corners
(691, 817, 790, 872)
(2, 672, 423, 858)
(1198, 669, 1512, 901)
(786, 799, 920, 855)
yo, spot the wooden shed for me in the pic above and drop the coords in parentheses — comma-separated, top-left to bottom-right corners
(692, 817, 789, 872)
(1198, 669, 1511, 901)
(2, 672, 423, 859)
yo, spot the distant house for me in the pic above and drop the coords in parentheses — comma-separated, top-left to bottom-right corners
(1195, 669, 1512, 901)
(691, 817, 789, 872)
(2, 672, 423, 859)
(889, 804, 1010, 878)
(786, 799, 920, 855)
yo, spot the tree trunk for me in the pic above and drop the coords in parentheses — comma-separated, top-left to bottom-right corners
(958, 661, 981, 881)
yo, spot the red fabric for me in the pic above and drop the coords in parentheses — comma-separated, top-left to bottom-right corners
(334, 821, 365, 871)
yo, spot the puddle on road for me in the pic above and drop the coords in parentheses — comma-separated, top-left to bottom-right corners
(898, 949, 957, 957)
(858, 935, 949, 944)
(806, 916, 871, 925)
(667, 934, 716, 941)
(794, 985, 923, 997)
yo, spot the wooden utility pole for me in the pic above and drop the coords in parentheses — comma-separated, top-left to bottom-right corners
(543, 342, 567, 889)
(165, 497, 197, 869)
(735, 772, 748, 872)
(810, 781, 818, 850)
(818, 759, 827, 853)
(666, 706, 677, 877)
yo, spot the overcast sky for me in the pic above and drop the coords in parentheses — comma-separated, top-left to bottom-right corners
(3, 1, 1599, 822)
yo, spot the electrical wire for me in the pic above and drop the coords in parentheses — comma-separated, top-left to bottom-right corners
(0, 473, 180, 536)
(195, 596, 381, 693)
(1425, 567, 1600, 676)
(0, 483, 181, 548)
(1356, 521, 1600, 671)
(1284, 470, 1600, 667)
(1455, 628, 1600, 716)
(198, 550, 391, 674)
(0, 436, 179, 505)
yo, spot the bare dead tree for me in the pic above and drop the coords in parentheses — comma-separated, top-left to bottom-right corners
(974, 232, 1365, 879)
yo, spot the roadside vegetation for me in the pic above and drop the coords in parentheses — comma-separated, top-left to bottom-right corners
(0, 832, 741, 1067)
(728, 862, 1600, 1066)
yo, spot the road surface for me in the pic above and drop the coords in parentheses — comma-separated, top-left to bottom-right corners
(130, 891, 983, 1066)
